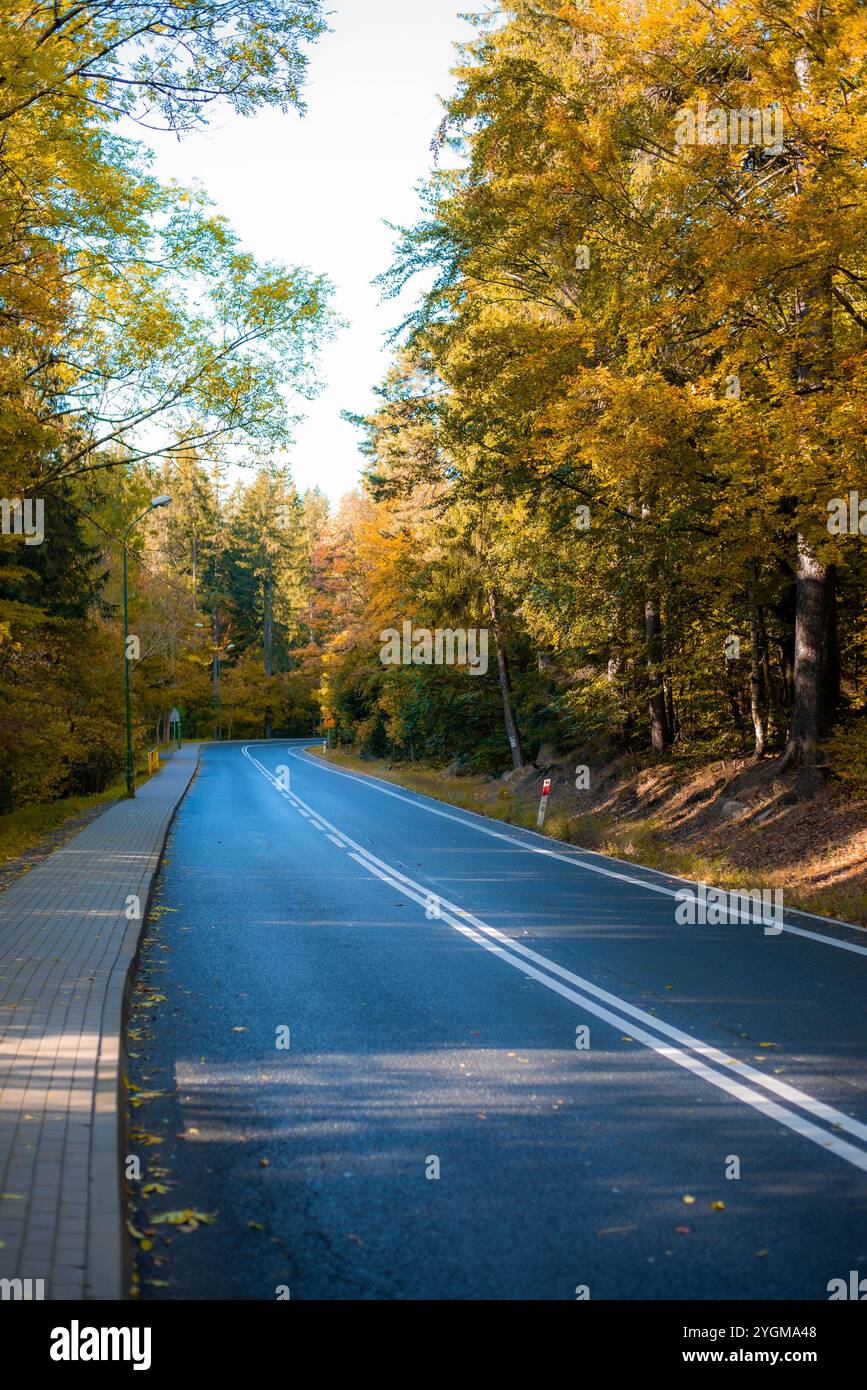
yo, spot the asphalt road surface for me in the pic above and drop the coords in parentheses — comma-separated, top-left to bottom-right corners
(129, 740, 867, 1300)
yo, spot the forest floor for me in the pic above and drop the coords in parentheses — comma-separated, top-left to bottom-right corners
(317, 745, 867, 928)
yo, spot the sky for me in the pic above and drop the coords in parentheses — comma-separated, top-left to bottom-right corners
(141, 1, 479, 504)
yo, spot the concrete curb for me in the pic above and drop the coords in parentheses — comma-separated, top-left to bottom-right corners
(88, 746, 201, 1301)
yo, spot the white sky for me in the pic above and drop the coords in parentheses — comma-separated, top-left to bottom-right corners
(142, 0, 479, 504)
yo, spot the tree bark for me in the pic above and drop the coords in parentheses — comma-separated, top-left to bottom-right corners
(757, 604, 775, 741)
(781, 538, 838, 792)
(749, 567, 767, 759)
(664, 671, 676, 746)
(781, 95, 838, 788)
(644, 592, 671, 752)
(640, 502, 671, 753)
(263, 572, 273, 739)
(263, 573, 273, 677)
(488, 589, 525, 769)
(212, 607, 221, 740)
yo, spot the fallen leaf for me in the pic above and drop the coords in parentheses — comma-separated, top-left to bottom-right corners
(151, 1209, 216, 1230)
(129, 1130, 163, 1146)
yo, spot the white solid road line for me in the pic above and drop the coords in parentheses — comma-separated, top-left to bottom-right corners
(345, 850, 867, 1175)
(240, 745, 867, 1175)
(287, 748, 867, 958)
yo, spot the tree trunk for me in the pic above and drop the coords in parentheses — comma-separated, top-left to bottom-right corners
(724, 654, 743, 737)
(781, 100, 838, 789)
(263, 574, 273, 677)
(488, 589, 525, 769)
(263, 573, 273, 739)
(664, 671, 676, 746)
(640, 502, 671, 753)
(781, 539, 838, 793)
(644, 592, 671, 752)
(212, 607, 221, 740)
(786, 268, 837, 771)
(757, 604, 776, 743)
(749, 567, 767, 759)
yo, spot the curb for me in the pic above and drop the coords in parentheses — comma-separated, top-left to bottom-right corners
(85, 746, 201, 1300)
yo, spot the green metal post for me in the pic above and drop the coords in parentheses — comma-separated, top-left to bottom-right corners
(122, 539, 133, 796)
(122, 496, 172, 798)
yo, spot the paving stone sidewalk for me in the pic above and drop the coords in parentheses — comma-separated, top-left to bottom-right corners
(0, 745, 200, 1300)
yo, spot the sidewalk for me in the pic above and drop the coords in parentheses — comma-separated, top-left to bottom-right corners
(0, 745, 200, 1300)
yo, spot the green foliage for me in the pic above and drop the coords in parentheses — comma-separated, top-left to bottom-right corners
(824, 721, 867, 797)
(0, 614, 124, 811)
(0, 5, 330, 818)
(344, 0, 867, 773)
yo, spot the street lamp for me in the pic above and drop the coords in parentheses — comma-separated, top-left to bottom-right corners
(213, 642, 235, 740)
(123, 495, 172, 796)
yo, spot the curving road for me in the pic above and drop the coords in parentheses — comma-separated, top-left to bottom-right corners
(129, 740, 867, 1300)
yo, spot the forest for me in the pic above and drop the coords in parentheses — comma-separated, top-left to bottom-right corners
(2, 0, 867, 822)
(326, 0, 867, 802)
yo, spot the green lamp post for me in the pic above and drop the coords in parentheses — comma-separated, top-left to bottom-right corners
(123, 494, 172, 796)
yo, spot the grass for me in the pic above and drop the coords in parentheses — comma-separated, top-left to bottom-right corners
(314, 747, 535, 824)
(0, 745, 172, 868)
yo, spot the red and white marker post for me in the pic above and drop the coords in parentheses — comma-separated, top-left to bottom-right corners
(537, 776, 552, 829)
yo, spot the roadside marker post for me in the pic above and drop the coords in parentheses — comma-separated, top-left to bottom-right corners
(537, 776, 552, 830)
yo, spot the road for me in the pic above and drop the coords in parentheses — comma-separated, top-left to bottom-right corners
(129, 740, 867, 1301)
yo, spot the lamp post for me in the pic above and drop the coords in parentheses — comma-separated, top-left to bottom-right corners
(123, 495, 172, 797)
(213, 642, 235, 740)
